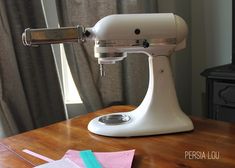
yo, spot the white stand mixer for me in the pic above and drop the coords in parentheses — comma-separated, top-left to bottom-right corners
(22, 13, 194, 137)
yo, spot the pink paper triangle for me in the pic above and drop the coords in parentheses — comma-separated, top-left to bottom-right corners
(63, 149, 135, 168)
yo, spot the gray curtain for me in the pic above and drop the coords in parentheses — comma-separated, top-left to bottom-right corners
(56, 0, 158, 112)
(0, 0, 66, 137)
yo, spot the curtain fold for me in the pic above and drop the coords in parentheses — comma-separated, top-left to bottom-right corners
(56, 0, 158, 113)
(0, 0, 66, 137)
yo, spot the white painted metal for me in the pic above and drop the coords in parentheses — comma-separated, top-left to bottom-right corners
(88, 54, 194, 137)
(88, 13, 194, 137)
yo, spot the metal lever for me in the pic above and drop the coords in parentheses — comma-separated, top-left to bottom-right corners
(22, 26, 85, 46)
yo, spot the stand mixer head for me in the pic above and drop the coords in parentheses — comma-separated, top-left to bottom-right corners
(22, 13, 194, 137)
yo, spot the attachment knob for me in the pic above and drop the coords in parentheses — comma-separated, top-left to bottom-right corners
(143, 40, 150, 48)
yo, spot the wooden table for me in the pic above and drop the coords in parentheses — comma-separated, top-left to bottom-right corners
(0, 106, 235, 168)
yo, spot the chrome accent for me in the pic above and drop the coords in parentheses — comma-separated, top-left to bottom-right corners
(96, 53, 126, 64)
(22, 26, 86, 46)
(96, 38, 176, 48)
(96, 52, 123, 58)
(98, 114, 131, 125)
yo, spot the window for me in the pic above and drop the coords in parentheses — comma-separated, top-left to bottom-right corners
(60, 44, 82, 104)
(41, 0, 86, 118)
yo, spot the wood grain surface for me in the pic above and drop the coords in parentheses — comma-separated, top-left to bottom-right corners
(0, 105, 235, 168)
